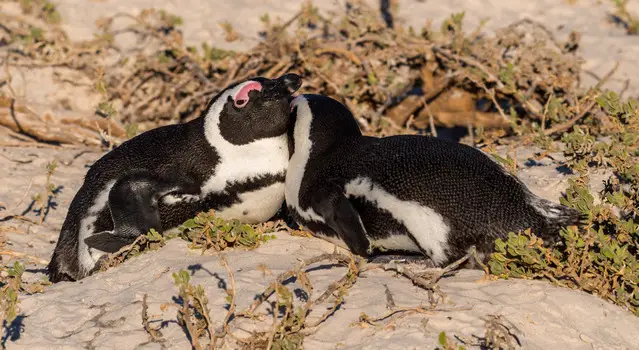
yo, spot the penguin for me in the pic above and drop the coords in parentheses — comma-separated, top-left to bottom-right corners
(47, 73, 303, 282)
(284, 94, 583, 267)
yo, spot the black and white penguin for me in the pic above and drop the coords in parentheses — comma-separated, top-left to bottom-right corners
(48, 74, 303, 282)
(285, 94, 583, 266)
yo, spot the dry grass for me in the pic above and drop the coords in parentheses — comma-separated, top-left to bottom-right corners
(162, 249, 490, 349)
(1, 0, 585, 146)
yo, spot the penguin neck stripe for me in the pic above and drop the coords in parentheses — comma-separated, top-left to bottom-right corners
(285, 96, 325, 223)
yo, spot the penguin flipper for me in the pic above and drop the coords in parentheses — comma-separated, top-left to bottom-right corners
(107, 172, 178, 240)
(84, 231, 135, 253)
(89, 173, 197, 253)
(312, 185, 370, 256)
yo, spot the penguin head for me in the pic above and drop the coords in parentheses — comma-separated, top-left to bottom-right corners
(289, 94, 362, 155)
(206, 73, 303, 145)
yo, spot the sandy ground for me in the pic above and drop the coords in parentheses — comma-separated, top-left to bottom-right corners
(2, 0, 639, 349)
(12, 236, 639, 350)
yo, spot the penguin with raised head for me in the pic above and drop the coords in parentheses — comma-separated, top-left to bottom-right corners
(48, 74, 303, 282)
(285, 94, 583, 266)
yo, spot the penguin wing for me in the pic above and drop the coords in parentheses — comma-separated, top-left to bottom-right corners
(311, 181, 370, 256)
(84, 231, 136, 253)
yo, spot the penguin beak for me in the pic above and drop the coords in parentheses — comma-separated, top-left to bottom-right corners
(261, 73, 303, 100)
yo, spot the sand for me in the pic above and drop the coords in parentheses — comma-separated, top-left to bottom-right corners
(2, 0, 639, 349)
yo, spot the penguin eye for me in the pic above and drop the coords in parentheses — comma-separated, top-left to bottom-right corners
(234, 99, 248, 108)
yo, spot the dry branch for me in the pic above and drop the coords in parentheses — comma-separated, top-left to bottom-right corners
(1, 1, 588, 145)
(0, 96, 124, 146)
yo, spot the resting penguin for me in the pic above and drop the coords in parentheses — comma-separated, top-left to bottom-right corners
(285, 94, 583, 267)
(47, 73, 303, 282)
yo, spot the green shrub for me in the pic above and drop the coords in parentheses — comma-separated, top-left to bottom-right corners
(179, 211, 277, 253)
(488, 90, 639, 316)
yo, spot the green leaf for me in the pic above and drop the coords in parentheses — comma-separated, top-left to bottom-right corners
(602, 246, 615, 260)
(494, 238, 506, 253)
(179, 270, 190, 284)
(438, 331, 448, 347)
(181, 219, 198, 229)
(488, 260, 504, 275)
(8, 261, 25, 278)
(491, 252, 507, 263)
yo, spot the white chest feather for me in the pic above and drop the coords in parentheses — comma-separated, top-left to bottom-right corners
(201, 133, 288, 195)
(215, 182, 285, 223)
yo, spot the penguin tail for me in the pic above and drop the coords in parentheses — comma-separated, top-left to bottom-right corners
(47, 251, 74, 283)
(530, 197, 586, 241)
(47, 229, 81, 283)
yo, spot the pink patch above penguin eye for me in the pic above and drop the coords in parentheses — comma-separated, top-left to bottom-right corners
(233, 81, 263, 108)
